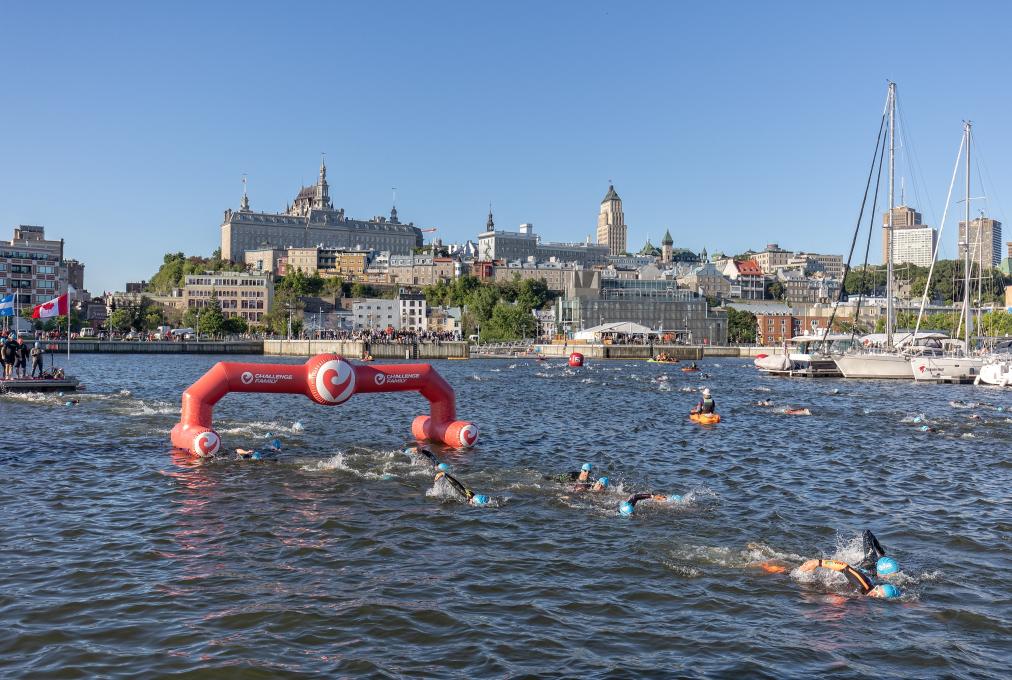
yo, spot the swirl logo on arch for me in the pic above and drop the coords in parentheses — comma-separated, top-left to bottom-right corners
(458, 424, 478, 448)
(315, 359, 356, 404)
(240, 371, 254, 385)
(194, 431, 220, 456)
(374, 373, 386, 386)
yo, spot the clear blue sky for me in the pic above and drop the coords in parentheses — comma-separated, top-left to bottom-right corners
(2, 1, 1009, 294)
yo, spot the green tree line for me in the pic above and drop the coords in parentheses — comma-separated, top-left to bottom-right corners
(843, 260, 1009, 304)
(423, 275, 552, 342)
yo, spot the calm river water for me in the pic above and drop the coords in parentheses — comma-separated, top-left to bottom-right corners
(0, 353, 1009, 678)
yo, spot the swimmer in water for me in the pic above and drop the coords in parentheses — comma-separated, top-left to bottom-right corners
(761, 529, 901, 598)
(235, 438, 282, 461)
(572, 476, 610, 493)
(797, 557, 901, 598)
(403, 443, 442, 468)
(618, 492, 680, 515)
(433, 470, 492, 507)
(546, 462, 594, 485)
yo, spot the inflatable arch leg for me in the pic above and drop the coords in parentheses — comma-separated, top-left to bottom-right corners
(169, 354, 478, 456)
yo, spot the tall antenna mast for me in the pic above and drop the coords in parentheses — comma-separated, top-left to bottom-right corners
(964, 121, 972, 350)
(886, 81, 896, 347)
(392, 186, 397, 207)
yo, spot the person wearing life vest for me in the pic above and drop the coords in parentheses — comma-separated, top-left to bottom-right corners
(692, 388, 716, 415)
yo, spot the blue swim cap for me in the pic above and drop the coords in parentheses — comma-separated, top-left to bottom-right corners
(472, 494, 490, 506)
(270, 438, 282, 450)
(876, 556, 900, 575)
(666, 494, 683, 503)
(251, 451, 262, 460)
(877, 583, 901, 599)
(918, 425, 930, 431)
(619, 501, 634, 516)
(437, 462, 451, 472)
(597, 476, 609, 488)
(581, 463, 593, 472)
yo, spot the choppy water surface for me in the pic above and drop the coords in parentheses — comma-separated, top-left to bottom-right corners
(1, 354, 1009, 678)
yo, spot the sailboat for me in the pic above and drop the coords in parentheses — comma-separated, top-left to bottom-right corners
(911, 121, 983, 383)
(834, 82, 920, 379)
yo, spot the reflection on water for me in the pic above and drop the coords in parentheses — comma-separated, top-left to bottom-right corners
(0, 353, 1009, 677)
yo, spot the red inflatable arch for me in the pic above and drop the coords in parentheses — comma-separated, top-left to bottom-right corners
(169, 354, 478, 456)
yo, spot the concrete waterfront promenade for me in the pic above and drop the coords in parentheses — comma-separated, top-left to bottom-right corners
(46, 339, 768, 359)
(51, 340, 265, 354)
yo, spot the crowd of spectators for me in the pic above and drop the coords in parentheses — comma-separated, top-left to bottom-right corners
(313, 329, 462, 344)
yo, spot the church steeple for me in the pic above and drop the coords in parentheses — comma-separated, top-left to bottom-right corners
(313, 153, 330, 209)
(240, 174, 250, 211)
(486, 204, 495, 232)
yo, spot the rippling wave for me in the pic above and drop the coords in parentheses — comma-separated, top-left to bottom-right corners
(0, 353, 1009, 677)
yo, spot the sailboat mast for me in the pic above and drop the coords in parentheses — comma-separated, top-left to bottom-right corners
(963, 121, 972, 350)
(886, 82, 896, 347)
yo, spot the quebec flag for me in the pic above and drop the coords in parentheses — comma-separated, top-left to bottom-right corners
(0, 293, 15, 317)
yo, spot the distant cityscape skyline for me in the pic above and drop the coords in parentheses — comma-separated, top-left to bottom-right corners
(2, 2, 1012, 293)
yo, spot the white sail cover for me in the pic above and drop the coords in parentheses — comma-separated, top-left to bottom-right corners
(754, 354, 791, 371)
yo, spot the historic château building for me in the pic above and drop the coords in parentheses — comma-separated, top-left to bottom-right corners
(220, 160, 423, 262)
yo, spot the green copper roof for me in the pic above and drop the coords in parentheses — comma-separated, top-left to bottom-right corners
(661, 229, 673, 245)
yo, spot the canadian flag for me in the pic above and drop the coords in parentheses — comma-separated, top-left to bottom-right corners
(31, 293, 69, 319)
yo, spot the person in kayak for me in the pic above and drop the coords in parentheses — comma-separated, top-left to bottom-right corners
(433, 469, 492, 506)
(691, 388, 716, 415)
(618, 492, 680, 515)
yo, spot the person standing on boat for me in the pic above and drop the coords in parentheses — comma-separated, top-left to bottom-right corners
(30, 342, 44, 378)
(0, 335, 15, 380)
(691, 388, 716, 415)
(15, 338, 29, 379)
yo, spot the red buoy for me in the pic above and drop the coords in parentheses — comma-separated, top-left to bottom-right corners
(568, 352, 584, 367)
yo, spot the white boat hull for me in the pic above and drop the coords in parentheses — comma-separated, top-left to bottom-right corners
(978, 359, 1012, 387)
(910, 356, 982, 383)
(834, 353, 912, 379)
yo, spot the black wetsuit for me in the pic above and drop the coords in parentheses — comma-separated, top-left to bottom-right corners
(0, 342, 15, 374)
(15, 343, 28, 374)
(436, 471, 474, 502)
(30, 346, 43, 377)
(414, 448, 439, 468)
(546, 471, 582, 484)
(860, 530, 887, 571)
(625, 492, 655, 509)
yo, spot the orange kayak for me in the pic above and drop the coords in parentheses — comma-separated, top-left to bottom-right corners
(690, 412, 721, 424)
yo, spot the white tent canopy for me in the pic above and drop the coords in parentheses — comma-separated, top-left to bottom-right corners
(574, 322, 655, 341)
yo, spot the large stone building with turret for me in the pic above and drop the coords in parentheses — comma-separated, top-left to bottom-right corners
(220, 160, 423, 262)
(596, 184, 627, 256)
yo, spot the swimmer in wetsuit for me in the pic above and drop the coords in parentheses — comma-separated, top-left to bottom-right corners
(403, 443, 441, 468)
(546, 462, 594, 485)
(433, 470, 491, 506)
(235, 438, 282, 461)
(796, 529, 901, 598)
(618, 492, 680, 515)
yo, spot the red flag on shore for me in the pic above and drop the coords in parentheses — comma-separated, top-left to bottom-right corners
(31, 293, 69, 319)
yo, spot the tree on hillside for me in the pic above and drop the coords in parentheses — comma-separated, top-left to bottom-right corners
(726, 308, 757, 343)
(197, 295, 226, 337)
(109, 308, 133, 333)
